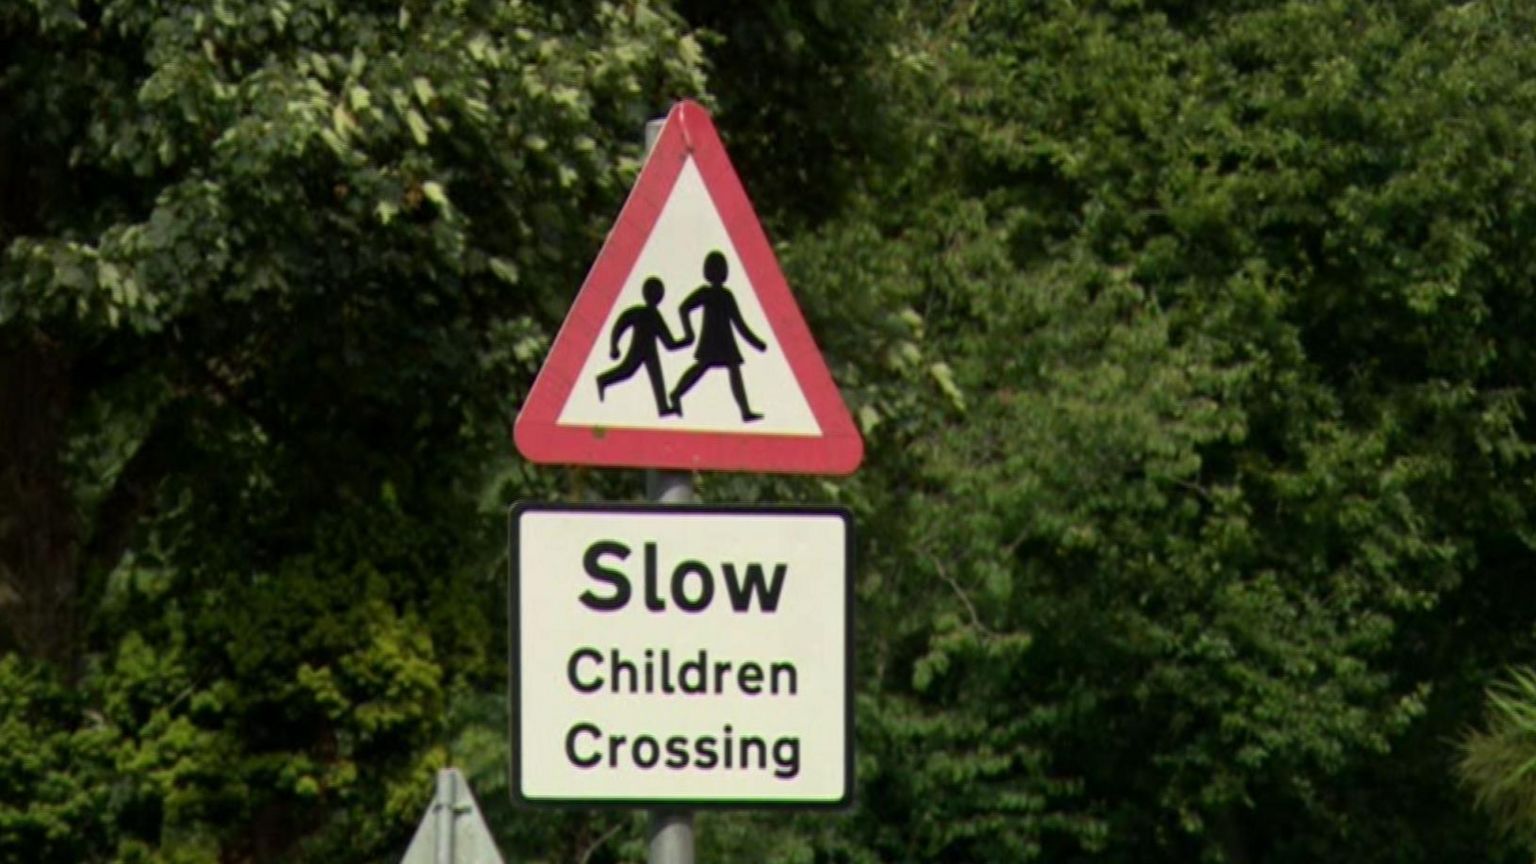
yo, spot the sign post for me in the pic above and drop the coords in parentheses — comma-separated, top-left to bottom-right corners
(643, 112, 698, 864)
(512, 101, 863, 863)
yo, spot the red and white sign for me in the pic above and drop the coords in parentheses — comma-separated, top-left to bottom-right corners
(514, 101, 863, 475)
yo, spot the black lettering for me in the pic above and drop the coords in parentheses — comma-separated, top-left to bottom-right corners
(722, 562, 788, 612)
(770, 662, 798, 696)
(644, 541, 666, 611)
(772, 738, 801, 779)
(738, 662, 763, 695)
(566, 723, 601, 768)
(723, 724, 734, 768)
(713, 660, 732, 693)
(608, 734, 627, 768)
(671, 560, 714, 612)
(644, 648, 654, 692)
(695, 737, 718, 769)
(568, 648, 603, 693)
(611, 649, 638, 693)
(740, 736, 768, 769)
(661, 649, 675, 694)
(679, 651, 707, 694)
(665, 736, 690, 768)
(580, 541, 631, 611)
(633, 736, 660, 768)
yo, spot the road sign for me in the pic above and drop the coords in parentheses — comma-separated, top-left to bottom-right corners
(514, 100, 863, 476)
(400, 769, 505, 864)
(509, 502, 853, 807)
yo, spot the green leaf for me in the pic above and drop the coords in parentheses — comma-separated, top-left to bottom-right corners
(488, 257, 519, 285)
(405, 108, 430, 145)
(412, 76, 435, 106)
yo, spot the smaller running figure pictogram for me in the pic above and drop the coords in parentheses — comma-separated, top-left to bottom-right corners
(596, 276, 689, 416)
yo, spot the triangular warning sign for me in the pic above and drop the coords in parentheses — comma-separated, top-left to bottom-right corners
(400, 769, 504, 864)
(514, 100, 863, 475)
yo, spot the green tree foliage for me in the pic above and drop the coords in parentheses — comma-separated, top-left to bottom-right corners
(8, 0, 1536, 861)
(695, 1, 1536, 862)
(671, 0, 906, 230)
(1462, 666, 1536, 852)
(0, 0, 703, 860)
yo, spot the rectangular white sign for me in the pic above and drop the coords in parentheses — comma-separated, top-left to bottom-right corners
(509, 503, 852, 807)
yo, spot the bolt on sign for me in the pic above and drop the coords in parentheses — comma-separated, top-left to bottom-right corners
(509, 503, 853, 807)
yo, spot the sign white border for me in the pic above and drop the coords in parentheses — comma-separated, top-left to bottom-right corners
(508, 502, 854, 808)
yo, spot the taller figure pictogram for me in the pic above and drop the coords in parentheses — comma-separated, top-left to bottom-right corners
(669, 251, 767, 422)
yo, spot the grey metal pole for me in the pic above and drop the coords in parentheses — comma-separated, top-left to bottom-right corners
(648, 809, 696, 864)
(642, 112, 697, 864)
(646, 469, 695, 504)
(435, 768, 456, 864)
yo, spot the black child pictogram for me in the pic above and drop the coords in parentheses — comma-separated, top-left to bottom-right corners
(596, 277, 689, 416)
(670, 251, 768, 422)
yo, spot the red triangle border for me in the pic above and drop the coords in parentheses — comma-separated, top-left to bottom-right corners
(514, 101, 864, 476)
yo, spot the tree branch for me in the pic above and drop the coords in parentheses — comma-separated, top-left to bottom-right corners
(577, 822, 623, 864)
(927, 553, 996, 637)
